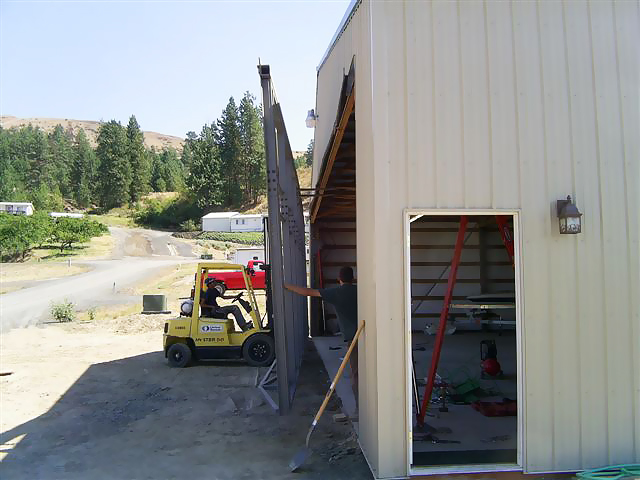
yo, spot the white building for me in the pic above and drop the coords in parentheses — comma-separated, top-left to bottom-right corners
(307, 1, 638, 478)
(201, 212, 265, 233)
(201, 212, 239, 232)
(229, 214, 264, 233)
(49, 212, 84, 219)
(0, 202, 34, 216)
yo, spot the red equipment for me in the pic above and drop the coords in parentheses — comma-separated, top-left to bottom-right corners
(207, 260, 266, 290)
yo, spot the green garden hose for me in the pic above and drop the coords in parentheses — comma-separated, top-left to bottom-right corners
(577, 464, 640, 480)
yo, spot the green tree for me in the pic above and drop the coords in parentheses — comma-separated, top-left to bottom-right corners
(126, 115, 151, 203)
(49, 217, 108, 251)
(0, 213, 43, 260)
(149, 148, 165, 192)
(238, 92, 266, 204)
(71, 129, 97, 207)
(96, 120, 129, 209)
(160, 148, 183, 192)
(0, 127, 20, 200)
(29, 211, 55, 247)
(47, 125, 73, 197)
(216, 97, 242, 206)
(185, 123, 223, 208)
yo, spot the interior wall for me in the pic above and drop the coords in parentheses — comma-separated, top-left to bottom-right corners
(410, 219, 515, 332)
(314, 220, 357, 334)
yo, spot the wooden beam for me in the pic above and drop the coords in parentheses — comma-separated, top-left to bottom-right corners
(310, 89, 356, 223)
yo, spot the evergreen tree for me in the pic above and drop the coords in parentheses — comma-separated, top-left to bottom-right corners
(149, 148, 164, 192)
(71, 129, 97, 207)
(186, 123, 223, 208)
(216, 97, 242, 206)
(303, 139, 314, 167)
(126, 115, 151, 203)
(159, 148, 183, 192)
(238, 92, 266, 204)
(47, 125, 73, 198)
(96, 120, 129, 209)
(0, 127, 19, 200)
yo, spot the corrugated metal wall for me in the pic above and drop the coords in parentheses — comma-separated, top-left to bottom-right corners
(365, 0, 638, 475)
(314, 0, 638, 477)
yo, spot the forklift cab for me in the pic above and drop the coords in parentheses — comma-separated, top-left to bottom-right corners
(163, 263, 274, 368)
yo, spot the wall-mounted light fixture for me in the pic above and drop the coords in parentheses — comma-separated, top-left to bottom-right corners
(305, 109, 317, 128)
(556, 195, 582, 234)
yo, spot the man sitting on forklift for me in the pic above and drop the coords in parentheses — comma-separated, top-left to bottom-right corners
(200, 278, 253, 332)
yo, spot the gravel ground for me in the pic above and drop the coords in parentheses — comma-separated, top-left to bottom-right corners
(0, 319, 371, 480)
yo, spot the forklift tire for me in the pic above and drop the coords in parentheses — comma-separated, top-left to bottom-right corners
(242, 333, 275, 367)
(167, 343, 192, 368)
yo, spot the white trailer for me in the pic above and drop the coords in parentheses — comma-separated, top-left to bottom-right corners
(231, 247, 265, 265)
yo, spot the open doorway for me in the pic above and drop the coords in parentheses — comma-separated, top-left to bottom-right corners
(405, 212, 522, 473)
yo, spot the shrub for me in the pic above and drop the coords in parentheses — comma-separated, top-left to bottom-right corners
(51, 299, 76, 322)
(180, 219, 200, 232)
(198, 232, 263, 245)
(134, 194, 202, 230)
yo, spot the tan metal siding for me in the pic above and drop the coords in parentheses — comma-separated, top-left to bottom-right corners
(314, 0, 638, 477)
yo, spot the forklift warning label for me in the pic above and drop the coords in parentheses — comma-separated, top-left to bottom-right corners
(200, 324, 224, 333)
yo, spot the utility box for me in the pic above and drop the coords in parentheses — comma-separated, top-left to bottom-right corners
(141, 295, 170, 314)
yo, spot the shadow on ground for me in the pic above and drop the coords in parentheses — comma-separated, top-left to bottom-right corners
(1, 344, 369, 480)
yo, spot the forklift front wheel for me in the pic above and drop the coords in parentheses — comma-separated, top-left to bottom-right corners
(242, 333, 275, 367)
(167, 343, 192, 368)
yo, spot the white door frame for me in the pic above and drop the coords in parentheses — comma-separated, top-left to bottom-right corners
(403, 209, 526, 476)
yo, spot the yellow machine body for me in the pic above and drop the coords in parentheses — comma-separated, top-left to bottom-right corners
(163, 263, 274, 367)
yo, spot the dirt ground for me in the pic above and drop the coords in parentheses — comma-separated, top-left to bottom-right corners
(0, 318, 370, 480)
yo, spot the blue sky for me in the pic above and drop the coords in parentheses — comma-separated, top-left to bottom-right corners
(0, 0, 351, 151)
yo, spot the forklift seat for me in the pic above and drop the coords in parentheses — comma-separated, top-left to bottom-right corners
(210, 311, 229, 320)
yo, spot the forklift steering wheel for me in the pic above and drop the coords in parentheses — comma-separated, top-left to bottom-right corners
(232, 292, 244, 303)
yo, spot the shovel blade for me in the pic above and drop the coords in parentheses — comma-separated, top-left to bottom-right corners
(289, 446, 312, 472)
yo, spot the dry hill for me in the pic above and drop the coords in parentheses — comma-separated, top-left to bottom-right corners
(0, 116, 184, 151)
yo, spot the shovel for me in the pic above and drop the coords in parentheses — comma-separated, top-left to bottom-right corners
(289, 320, 365, 472)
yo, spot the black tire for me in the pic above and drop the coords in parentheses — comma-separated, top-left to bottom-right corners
(167, 343, 192, 368)
(242, 333, 275, 367)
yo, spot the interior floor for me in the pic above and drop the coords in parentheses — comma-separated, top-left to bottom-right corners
(411, 330, 518, 466)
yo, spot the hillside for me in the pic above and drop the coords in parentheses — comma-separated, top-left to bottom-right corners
(0, 115, 184, 151)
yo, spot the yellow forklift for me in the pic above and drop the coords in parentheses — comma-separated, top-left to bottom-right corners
(163, 262, 274, 368)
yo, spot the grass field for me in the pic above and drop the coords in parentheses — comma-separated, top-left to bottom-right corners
(27, 233, 115, 263)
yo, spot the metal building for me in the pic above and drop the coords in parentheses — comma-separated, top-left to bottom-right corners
(308, 1, 639, 478)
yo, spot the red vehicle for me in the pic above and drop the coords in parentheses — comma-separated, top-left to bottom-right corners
(207, 261, 266, 290)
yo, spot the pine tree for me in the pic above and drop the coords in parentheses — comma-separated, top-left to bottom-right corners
(0, 127, 19, 201)
(238, 92, 266, 204)
(126, 115, 151, 203)
(47, 125, 73, 198)
(160, 148, 183, 192)
(96, 120, 130, 209)
(186, 123, 223, 208)
(216, 97, 242, 207)
(71, 129, 97, 207)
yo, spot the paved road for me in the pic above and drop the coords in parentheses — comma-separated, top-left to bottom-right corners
(0, 228, 197, 332)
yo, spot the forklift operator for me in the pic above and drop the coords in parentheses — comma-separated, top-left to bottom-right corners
(200, 278, 252, 332)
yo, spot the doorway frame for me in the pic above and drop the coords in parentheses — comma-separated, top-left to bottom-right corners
(403, 208, 526, 476)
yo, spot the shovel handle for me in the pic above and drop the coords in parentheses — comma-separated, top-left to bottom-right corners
(311, 320, 365, 429)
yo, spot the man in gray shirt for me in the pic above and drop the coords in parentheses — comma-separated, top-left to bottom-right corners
(285, 266, 359, 412)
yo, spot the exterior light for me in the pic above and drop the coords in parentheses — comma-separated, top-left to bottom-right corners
(556, 195, 582, 234)
(305, 109, 317, 128)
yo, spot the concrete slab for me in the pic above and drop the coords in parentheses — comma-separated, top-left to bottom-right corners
(412, 330, 518, 464)
(312, 335, 358, 434)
